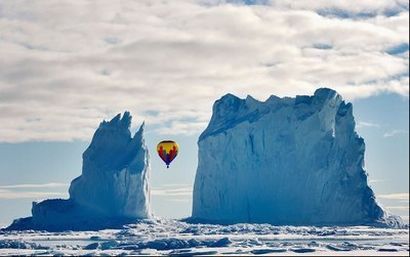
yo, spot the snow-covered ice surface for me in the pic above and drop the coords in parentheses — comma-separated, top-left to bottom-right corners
(193, 88, 399, 226)
(0, 219, 408, 256)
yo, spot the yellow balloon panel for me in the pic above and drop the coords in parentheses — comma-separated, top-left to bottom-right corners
(157, 140, 179, 168)
(157, 141, 179, 153)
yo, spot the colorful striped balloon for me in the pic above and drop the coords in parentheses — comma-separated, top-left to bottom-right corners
(157, 140, 179, 168)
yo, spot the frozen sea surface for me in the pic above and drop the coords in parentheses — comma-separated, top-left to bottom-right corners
(1, 219, 408, 256)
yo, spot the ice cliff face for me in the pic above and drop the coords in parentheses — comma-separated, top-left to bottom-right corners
(7, 112, 151, 231)
(69, 111, 151, 219)
(192, 88, 395, 226)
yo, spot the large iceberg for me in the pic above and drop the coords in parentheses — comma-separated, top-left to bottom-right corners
(192, 88, 400, 226)
(7, 112, 151, 231)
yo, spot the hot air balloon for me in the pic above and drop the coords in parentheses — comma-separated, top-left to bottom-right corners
(157, 140, 179, 168)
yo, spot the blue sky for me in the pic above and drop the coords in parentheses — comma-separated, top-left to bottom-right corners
(0, 0, 408, 226)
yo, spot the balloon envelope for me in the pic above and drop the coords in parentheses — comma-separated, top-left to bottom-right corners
(157, 140, 179, 168)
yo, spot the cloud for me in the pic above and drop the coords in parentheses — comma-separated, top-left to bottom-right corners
(210, 0, 409, 15)
(0, 182, 194, 201)
(0, 182, 68, 189)
(378, 193, 409, 200)
(0, 182, 68, 199)
(0, 0, 408, 142)
(378, 193, 409, 219)
(214, 0, 409, 18)
(401, 216, 409, 222)
(152, 184, 193, 197)
(0, 189, 66, 200)
(357, 121, 380, 129)
(383, 129, 409, 137)
(368, 179, 384, 183)
(168, 198, 191, 202)
(385, 206, 409, 210)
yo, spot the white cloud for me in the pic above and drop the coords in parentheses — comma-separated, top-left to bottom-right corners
(383, 129, 409, 137)
(0, 189, 66, 200)
(209, 0, 409, 15)
(378, 192, 409, 200)
(0, 182, 68, 199)
(0, 182, 194, 200)
(152, 184, 193, 197)
(0, 182, 68, 189)
(401, 215, 409, 222)
(0, 0, 408, 142)
(168, 198, 191, 202)
(357, 121, 380, 129)
(385, 206, 409, 210)
(368, 179, 384, 183)
(266, 0, 409, 17)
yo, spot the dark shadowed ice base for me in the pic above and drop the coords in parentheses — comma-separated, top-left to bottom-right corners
(5, 199, 140, 232)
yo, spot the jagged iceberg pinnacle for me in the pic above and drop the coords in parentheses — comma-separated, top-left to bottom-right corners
(7, 112, 151, 231)
(192, 88, 398, 226)
(69, 112, 151, 219)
